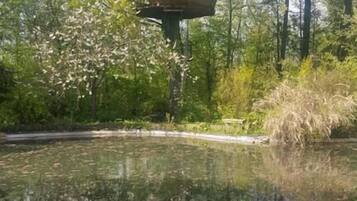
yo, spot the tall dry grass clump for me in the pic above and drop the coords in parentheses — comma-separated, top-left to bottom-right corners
(256, 58, 357, 145)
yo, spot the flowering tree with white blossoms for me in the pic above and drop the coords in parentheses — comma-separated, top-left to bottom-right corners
(35, 1, 186, 119)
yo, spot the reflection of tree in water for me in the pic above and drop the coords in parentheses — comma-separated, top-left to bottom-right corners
(260, 146, 357, 201)
(0, 188, 8, 200)
(18, 145, 288, 201)
(2, 139, 287, 201)
(6, 139, 356, 201)
(22, 176, 288, 201)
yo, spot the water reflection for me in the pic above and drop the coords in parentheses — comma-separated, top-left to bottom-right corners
(261, 146, 357, 201)
(0, 138, 356, 201)
(21, 176, 286, 201)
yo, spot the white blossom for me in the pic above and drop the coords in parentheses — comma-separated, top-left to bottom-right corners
(34, 2, 187, 97)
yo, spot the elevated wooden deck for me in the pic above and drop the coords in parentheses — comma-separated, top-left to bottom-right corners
(136, 0, 216, 19)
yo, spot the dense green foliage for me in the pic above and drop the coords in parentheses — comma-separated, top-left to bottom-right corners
(0, 0, 356, 142)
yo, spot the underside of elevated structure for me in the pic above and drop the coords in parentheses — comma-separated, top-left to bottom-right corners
(136, 0, 217, 19)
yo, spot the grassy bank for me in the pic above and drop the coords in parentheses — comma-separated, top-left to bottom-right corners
(1, 120, 263, 136)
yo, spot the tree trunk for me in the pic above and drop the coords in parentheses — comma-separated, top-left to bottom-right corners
(276, 0, 289, 78)
(162, 13, 183, 122)
(299, 0, 303, 55)
(280, 0, 289, 62)
(226, 0, 233, 69)
(344, 0, 353, 16)
(206, 50, 214, 111)
(91, 79, 97, 120)
(337, 0, 353, 60)
(301, 0, 311, 59)
(311, 0, 317, 54)
(235, 15, 242, 65)
(275, 1, 281, 76)
(181, 20, 190, 105)
(0, 61, 14, 103)
(132, 58, 138, 117)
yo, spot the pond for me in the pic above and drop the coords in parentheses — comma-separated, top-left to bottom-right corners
(0, 137, 356, 201)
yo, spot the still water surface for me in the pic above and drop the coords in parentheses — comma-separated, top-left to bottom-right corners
(0, 137, 356, 201)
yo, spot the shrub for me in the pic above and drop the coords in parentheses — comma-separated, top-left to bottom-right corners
(256, 58, 357, 145)
(0, 105, 18, 128)
(0, 62, 14, 103)
(216, 67, 254, 118)
(216, 65, 278, 119)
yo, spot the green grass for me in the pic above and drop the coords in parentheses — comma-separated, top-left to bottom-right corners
(1, 120, 263, 136)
